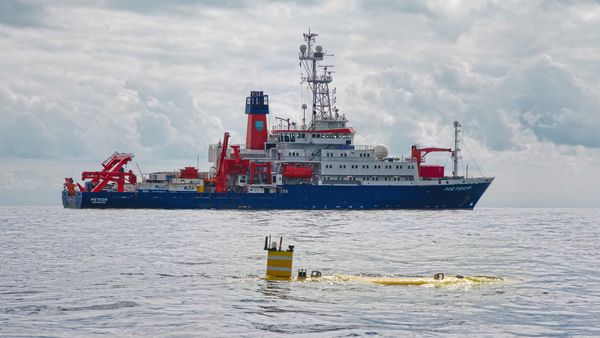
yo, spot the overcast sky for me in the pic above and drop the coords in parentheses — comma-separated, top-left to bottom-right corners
(1, 0, 599, 207)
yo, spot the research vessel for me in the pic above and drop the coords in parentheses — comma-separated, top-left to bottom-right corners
(62, 31, 493, 209)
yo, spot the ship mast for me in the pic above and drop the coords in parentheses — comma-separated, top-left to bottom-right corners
(299, 30, 339, 128)
(452, 121, 462, 178)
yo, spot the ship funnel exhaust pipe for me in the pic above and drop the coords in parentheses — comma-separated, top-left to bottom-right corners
(245, 91, 269, 150)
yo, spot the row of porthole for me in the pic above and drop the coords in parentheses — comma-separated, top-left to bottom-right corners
(278, 133, 353, 142)
(323, 164, 415, 170)
(326, 176, 413, 181)
(324, 152, 353, 157)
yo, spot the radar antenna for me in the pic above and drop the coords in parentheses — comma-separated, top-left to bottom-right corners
(299, 29, 343, 128)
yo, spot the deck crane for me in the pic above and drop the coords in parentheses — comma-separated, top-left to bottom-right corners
(411, 146, 452, 178)
(79, 152, 137, 192)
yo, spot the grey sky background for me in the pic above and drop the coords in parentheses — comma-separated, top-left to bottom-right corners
(1, 0, 599, 206)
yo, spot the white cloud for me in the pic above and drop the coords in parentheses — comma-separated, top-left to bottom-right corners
(0, 0, 599, 206)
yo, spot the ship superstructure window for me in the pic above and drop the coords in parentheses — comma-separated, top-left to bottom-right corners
(274, 132, 308, 142)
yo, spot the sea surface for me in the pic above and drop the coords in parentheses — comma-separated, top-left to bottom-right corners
(1, 206, 599, 337)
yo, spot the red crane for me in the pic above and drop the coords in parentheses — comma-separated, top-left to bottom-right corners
(81, 152, 137, 192)
(63, 177, 85, 195)
(215, 133, 251, 193)
(411, 145, 451, 178)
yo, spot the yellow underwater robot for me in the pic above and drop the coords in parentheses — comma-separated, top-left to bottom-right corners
(263, 236, 503, 287)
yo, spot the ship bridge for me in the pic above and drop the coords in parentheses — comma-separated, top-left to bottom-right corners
(270, 128, 355, 145)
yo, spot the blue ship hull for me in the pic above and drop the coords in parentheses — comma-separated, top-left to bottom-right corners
(62, 182, 491, 210)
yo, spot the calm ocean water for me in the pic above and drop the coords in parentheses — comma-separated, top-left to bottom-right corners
(1, 206, 599, 337)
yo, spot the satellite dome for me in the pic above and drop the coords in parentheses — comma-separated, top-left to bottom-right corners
(374, 145, 389, 160)
(315, 45, 323, 53)
(299, 44, 307, 55)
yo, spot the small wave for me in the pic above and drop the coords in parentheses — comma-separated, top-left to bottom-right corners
(0, 290, 43, 295)
(255, 323, 359, 334)
(156, 273, 210, 278)
(174, 261, 212, 265)
(120, 272, 144, 276)
(60, 301, 139, 312)
(1, 304, 47, 315)
(157, 273, 176, 277)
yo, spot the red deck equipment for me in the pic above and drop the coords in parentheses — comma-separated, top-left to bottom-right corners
(249, 162, 272, 184)
(179, 167, 200, 179)
(411, 145, 451, 179)
(81, 152, 137, 192)
(419, 165, 445, 179)
(63, 177, 85, 195)
(216, 133, 251, 192)
(282, 164, 313, 178)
